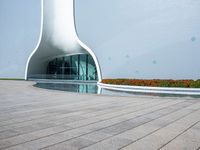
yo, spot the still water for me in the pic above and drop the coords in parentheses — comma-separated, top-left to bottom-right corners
(34, 82, 199, 98)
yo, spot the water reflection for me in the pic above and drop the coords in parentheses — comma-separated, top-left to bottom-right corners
(34, 82, 99, 94)
(34, 82, 200, 98)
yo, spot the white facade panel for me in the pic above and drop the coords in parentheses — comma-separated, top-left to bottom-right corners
(75, 0, 200, 79)
(0, 0, 200, 80)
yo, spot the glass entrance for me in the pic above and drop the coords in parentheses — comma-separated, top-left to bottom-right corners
(46, 54, 98, 81)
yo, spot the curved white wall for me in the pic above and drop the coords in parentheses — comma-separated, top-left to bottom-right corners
(0, 0, 200, 80)
(26, 0, 102, 81)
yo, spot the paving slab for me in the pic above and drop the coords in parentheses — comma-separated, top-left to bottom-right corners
(121, 109, 200, 150)
(161, 122, 200, 150)
(0, 80, 199, 150)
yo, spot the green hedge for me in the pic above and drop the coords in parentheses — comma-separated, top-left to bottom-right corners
(102, 79, 200, 88)
(0, 78, 24, 81)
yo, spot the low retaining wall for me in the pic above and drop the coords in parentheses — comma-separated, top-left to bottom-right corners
(98, 82, 200, 96)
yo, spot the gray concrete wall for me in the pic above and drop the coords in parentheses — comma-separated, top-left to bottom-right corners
(0, 0, 40, 78)
(0, 0, 200, 79)
(75, 0, 200, 79)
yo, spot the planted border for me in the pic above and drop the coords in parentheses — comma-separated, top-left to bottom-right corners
(102, 79, 200, 88)
(0, 78, 24, 81)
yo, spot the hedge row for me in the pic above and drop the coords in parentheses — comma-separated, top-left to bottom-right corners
(101, 79, 200, 88)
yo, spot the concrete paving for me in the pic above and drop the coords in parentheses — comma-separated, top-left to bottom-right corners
(0, 80, 199, 150)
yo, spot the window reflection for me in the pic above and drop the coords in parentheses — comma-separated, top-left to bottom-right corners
(46, 54, 98, 81)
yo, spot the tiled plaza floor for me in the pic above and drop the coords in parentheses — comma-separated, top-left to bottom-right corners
(0, 81, 199, 150)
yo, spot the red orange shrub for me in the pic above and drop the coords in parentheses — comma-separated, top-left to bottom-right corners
(101, 79, 200, 88)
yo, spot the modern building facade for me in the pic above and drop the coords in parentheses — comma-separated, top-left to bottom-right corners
(0, 0, 200, 81)
(25, 0, 102, 81)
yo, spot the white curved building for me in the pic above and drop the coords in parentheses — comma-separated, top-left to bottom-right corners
(0, 0, 200, 81)
(26, 0, 102, 81)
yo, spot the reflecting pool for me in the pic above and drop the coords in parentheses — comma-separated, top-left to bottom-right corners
(34, 82, 200, 98)
(34, 82, 98, 94)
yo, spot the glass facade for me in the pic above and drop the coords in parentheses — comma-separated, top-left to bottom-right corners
(46, 54, 98, 81)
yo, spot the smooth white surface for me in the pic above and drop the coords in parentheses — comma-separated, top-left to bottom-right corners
(76, 0, 200, 79)
(25, 0, 102, 81)
(98, 82, 200, 95)
(0, 0, 200, 80)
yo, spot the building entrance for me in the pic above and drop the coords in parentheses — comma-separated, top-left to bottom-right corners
(46, 54, 98, 81)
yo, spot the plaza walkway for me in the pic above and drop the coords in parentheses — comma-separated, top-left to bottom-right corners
(0, 80, 199, 150)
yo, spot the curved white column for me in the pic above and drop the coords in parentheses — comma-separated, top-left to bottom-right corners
(25, 0, 102, 81)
